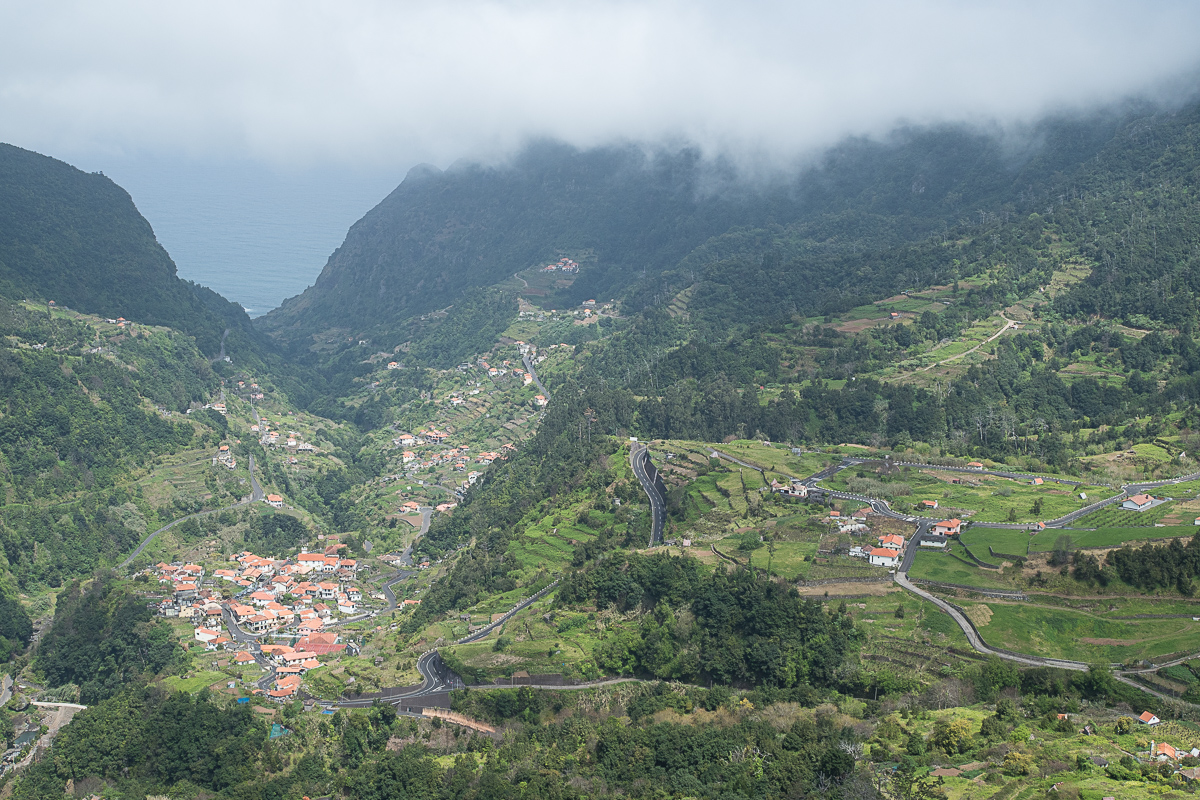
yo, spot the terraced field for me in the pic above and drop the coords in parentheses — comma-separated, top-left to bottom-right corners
(958, 528, 1032, 558)
(906, 544, 1017, 590)
(964, 601, 1200, 663)
(1029, 525, 1198, 552)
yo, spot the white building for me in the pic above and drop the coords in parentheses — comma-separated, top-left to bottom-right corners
(1123, 494, 1155, 511)
(869, 547, 901, 567)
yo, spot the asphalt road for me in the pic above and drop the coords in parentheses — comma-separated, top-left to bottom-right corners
(523, 354, 549, 398)
(337, 650, 464, 708)
(630, 444, 666, 545)
(337, 579, 562, 708)
(248, 454, 264, 502)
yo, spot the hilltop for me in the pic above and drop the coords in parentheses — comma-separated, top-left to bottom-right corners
(0, 143, 259, 358)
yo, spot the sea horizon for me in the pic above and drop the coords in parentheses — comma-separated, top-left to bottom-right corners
(78, 155, 405, 317)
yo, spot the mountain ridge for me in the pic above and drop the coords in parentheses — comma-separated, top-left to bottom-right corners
(0, 143, 258, 357)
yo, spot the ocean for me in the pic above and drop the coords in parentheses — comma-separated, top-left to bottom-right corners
(91, 157, 405, 317)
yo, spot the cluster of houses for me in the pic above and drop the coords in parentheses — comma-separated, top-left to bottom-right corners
(213, 444, 237, 470)
(155, 544, 367, 641)
(844, 517, 963, 567)
(540, 257, 579, 273)
(475, 357, 536, 388)
(769, 478, 809, 499)
(234, 380, 265, 401)
(1131, 711, 1200, 776)
(252, 420, 316, 453)
(392, 428, 452, 448)
(258, 634, 347, 699)
(848, 531, 907, 568)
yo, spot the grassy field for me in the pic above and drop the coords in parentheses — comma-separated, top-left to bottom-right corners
(958, 527, 1032, 557)
(821, 466, 1102, 523)
(765, 541, 819, 579)
(894, 313, 1012, 371)
(906, 545, 1016, 590)
(160, 670, 227, 694)
(965, 601, 1200, 663)
(1029, 525, 1198, 551)
(1071, 501, 1184, 529)
(440, 595, 608, 681)
(693, 439, 836, 481)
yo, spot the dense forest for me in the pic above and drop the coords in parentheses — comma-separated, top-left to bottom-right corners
(0, 144, 260, 358)
(9, 654, 1156, 800)
(565, 557, 860, 688)
(35, 575, 183, 703)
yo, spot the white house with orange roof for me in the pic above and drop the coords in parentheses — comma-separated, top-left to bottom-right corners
(265, 494, 284, 509)
(869, 548, 901, 568)
(932, 519, 963, 536)
(1123, 494, 1157, 511)
(194, 627, 221, 643)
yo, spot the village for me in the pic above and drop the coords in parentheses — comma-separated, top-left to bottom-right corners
(146, 531, 421, 703)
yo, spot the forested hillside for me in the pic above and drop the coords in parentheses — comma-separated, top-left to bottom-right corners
(260, 113, 1128, 344)
(0, 144, 259, 358)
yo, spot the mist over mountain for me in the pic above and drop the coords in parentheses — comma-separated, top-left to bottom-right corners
(257, 101, 1153, 344)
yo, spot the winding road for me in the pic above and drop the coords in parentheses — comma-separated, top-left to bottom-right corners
(337, 578, 563, 708)
(631, 444, 666, 545)
(920, 313, 1015, 372)
(728, 453, 1200, 698)
(118, 454, 264, 570)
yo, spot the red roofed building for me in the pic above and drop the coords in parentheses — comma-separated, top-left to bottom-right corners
(1123, 494, 1155, 510)
(296, 632, 345, 655)
(932, 519, 963, 536)
(869, 548, 900, 567)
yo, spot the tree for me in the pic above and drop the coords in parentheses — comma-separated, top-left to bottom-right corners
(890, 757, 944, 800)
(1049, 535, 1072, 567)
(995, 697, 1018, 721)
(1115, 716, 1133, 735)
(979, 715, 1007, 739)
(930, 716, 973, 754)
(976, 656, 1019, 701)
(1003, 750, 1035, 776)
(735, 531, 763, 568)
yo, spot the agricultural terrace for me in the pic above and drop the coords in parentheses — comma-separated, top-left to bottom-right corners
(960, 600, 1200, 664)
(819, 464, 1105, 523)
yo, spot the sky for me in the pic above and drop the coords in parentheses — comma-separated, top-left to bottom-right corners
(2, 1, 1199, 312)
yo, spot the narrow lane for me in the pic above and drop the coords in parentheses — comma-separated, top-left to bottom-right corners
(919, 312, 1014, 371)
(523, 353, 549, 398)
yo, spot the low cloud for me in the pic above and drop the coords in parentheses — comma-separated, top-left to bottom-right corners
(1, 0, 1198, 168)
